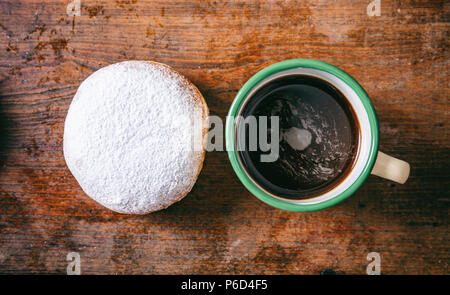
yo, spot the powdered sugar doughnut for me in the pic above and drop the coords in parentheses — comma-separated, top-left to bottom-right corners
(64, 61, 209, 214)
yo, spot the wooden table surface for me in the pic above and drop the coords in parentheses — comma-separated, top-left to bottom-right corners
(0, 0, 448, 275)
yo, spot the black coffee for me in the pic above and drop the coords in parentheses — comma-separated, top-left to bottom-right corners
(237, 75, 359, 199)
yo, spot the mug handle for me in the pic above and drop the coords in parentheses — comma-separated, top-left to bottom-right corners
(371, 151, 410, 184)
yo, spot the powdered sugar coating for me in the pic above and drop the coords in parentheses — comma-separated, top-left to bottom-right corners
(64, 61, 208, 214)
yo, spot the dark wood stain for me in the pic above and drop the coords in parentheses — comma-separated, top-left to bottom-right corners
(86, 5, 105, 18)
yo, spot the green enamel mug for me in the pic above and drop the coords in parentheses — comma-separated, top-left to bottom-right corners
(225, 59, 410, 212)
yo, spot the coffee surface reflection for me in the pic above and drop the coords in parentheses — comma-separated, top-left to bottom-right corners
(238, 75, 360, 199)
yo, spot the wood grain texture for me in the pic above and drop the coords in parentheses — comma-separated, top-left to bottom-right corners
(0, 0, 448, 274)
